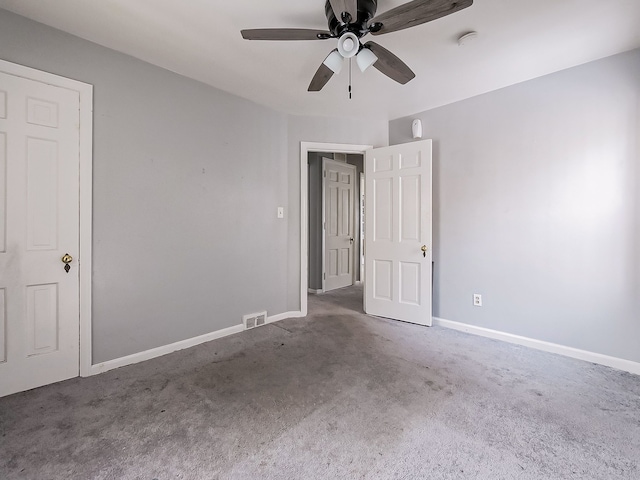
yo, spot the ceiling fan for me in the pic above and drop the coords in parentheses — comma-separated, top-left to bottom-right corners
(241, 0, 473, 92)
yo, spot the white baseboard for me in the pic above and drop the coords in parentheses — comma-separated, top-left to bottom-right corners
(267, 310, 304, 323)
(433, 317, 640, 376)
(87, 311, 306, 376)
(88, 323, 245, 376)
(307, 288, 324, 294)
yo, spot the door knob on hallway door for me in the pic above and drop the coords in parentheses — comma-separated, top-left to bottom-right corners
(421, 245, 428, 257)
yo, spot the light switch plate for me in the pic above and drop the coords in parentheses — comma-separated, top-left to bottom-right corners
(277, 207, 284, 218)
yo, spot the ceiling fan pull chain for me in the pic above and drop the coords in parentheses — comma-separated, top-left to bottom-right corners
(349, 57, 352, 99)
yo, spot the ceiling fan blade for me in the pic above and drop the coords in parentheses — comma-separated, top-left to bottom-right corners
(241, 29, 332, 41)
(370, 0, 473, 36)
(329, 0, 358, 23)
(365, 41, 416, 85)
(308, 64, 335, 92)
(308, 50, 342, 92)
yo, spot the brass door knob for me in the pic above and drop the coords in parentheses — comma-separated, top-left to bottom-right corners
(61, 253, 73, 272)
(421, 245, 428, 258)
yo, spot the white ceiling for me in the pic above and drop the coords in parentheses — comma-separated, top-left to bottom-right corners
(1, 0, 639, 120)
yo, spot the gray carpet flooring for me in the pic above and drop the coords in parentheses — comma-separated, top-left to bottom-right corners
(1, 285, 639, 479)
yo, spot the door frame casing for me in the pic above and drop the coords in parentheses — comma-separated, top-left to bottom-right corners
(359, 171, 365, 284)
(300, 142, 372, 316)
(321, 158, 357, 292)
(0, 59, 93, 377)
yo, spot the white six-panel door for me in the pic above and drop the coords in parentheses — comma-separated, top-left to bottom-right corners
(0, 71, 80, 397)
(364, 141, 432, 325)
(323, 158, 356, 292)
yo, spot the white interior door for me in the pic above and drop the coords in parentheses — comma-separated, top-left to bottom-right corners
(364, 140, 432, 325)
(323, 158, 356, 292)
(0, 71, 81, 397)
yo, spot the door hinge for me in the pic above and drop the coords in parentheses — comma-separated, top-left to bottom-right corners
(323, 273, 326, 280)
(324, 170, 327, 178)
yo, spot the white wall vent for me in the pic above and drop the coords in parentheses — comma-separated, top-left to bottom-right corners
(243, 311, 267, 330)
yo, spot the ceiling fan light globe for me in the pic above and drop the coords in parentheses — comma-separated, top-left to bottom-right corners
(323, 50, 345, 74)
(337, 32, 359, 58)
(356, 48, 378, 72)
(343, 38, 355, 52)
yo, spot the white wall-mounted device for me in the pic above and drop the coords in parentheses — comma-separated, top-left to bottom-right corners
(412, 119, 423, 139)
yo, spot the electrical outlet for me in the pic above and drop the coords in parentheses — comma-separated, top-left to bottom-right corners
(473, 294, 482, 307)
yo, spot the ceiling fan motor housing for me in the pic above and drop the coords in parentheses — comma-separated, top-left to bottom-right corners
(325, 0, 378, 38)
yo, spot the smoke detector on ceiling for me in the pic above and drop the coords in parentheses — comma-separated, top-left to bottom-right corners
(457, 31, 478, 47)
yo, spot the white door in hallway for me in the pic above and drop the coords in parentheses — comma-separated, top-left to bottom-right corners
(323, 158, 356, 292)
(0, 71, 80, 397)
(364, 141, 432, 326)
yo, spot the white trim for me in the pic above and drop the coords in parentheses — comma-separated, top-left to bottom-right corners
(78, 83, 93, 378)
(308, 288, 324, 294)
(359, 172, 365, 283)
(0, 59, 94, 378)
(89, 310, 305, 375)
(267, 310, 304, 324)
(321, 159, 326, 292)
(300, 142, 372, 317)
(433, 317, 640, 376)
(89, 324, 245, 375)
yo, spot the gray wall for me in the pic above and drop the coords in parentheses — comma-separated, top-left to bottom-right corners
(0, 8, 389, 363)
(390, 49, 640, 363)
(0, 10, 288, 363)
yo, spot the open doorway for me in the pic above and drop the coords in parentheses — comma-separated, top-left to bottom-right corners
(299, 142, 372, 317)
(308, 152, 364, 294)
(301, 141, 433, 326)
